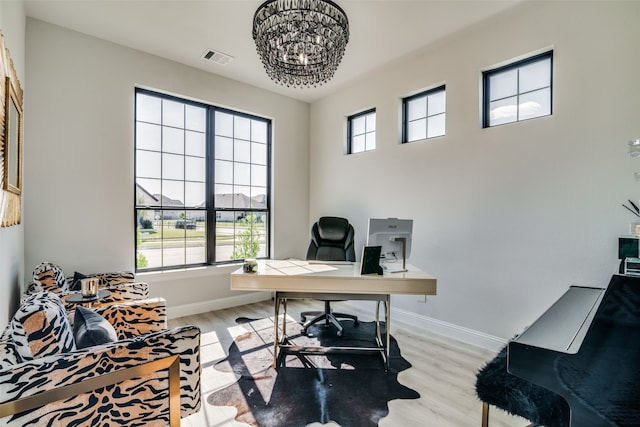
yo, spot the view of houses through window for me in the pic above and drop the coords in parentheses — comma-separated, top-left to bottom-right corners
(135, 89, 271, 271)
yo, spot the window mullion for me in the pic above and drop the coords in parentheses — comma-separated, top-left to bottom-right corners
(207, 107, 216, 264)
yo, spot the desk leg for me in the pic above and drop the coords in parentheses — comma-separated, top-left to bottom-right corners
(375, 300, 380, 336)
(273, 293, 280, 367)
(282, 298, 288, 340)
(273, 294, 289, 367)
(374, 297, 391, 371)
(384, 295, 390, 370)
(375, 301, 381, 347)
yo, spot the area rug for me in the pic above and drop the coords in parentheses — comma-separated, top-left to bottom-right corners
(207, 316, 419, 427)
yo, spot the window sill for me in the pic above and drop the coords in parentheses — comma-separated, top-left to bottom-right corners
(137, 263, 242, 283)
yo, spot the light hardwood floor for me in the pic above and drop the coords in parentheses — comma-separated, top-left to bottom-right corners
(169, 299, 528, 427)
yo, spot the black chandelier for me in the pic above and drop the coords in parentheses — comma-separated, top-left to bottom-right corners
(252, 0, 349, 88)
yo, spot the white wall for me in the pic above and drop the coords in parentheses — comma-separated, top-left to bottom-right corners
(309, 1, 640, 341)
(24, 19, 310, 312)
(21, 2, 640, 347)
(0, 0, 25, 330)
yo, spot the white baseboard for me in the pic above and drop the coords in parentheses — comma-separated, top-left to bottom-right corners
(338, 300, 507, 352)
(167, 292, 271, 320)
(391, 306, 507, 352)
(169, 294, 507, 352)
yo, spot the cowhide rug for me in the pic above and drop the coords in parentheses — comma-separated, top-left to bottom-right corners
(207, 316, 419, 427)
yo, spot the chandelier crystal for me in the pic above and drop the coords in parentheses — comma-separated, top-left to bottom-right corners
(252, 0, 350, 88)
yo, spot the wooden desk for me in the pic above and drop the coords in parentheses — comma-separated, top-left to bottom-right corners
(231, 260, 437, 369)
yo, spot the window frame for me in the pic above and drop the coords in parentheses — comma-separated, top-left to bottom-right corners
(134, 88, 272, 272)
(401, 85, 446, 143)
(482, 50, 553, 128)
(347, 108, 376, 154)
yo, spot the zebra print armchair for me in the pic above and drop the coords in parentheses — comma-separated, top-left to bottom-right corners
(0, 291, 201, 426)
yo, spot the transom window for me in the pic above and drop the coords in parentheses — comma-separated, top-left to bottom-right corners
(483, 51, 553, 127)
(402, 85, 446, 143)
(348, 109, 376, 154)
(135, 89, 271, 271)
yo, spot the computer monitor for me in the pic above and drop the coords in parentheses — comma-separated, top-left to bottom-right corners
(366, 218, 413, 272)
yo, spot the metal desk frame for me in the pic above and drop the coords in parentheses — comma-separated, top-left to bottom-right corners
(274, 291, 391, 369)
(230, 259, 437, 371)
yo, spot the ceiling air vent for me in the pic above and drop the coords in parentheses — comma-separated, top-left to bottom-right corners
(201, 49, 234, 65)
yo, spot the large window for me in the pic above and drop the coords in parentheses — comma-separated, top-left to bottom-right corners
(483, 51, 553, 127)
(348, 109, 376, 154)
(402, 85, 446, 143)
(135, 89, 271, 271)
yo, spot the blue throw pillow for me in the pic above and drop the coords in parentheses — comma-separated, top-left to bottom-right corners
(73, 306, 118, 349)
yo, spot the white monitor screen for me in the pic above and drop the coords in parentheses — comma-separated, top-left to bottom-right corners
(366, 218, 413, 267)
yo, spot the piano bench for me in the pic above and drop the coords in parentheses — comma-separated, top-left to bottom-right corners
(475, 345, 570, 427)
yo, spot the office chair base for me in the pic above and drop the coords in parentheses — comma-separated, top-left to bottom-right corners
(301, 311, 359, 337)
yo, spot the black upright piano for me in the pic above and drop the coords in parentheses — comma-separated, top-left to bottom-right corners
(508, 274, 640, 426)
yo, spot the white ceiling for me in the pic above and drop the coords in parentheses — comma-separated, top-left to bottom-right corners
(23, 0, 523, 103)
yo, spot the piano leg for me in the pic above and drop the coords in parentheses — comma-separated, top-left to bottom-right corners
(481, 402, 537, 427)
(482, 402, 489, 427)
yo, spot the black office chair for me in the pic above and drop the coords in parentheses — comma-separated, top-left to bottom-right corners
(301, 216, 359, 337)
